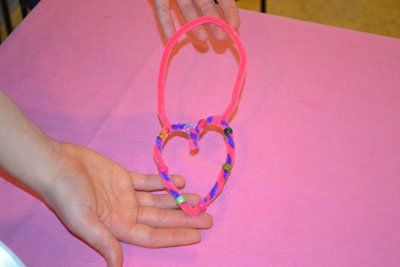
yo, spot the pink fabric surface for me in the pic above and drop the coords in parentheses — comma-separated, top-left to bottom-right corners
(1, 0, 400, 266)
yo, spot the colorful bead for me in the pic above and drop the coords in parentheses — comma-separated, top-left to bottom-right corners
(176, 195, 186, 205)
(222, 163, 232, 172)
(189, 128, 197, 135)
(198, 119, 207, 128)
(224, 127, 233, 135)
(157, 130, 168, 141)
(183, 124, 193, 134)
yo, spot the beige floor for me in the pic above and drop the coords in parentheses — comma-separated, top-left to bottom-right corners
(1, 1, 400, 42)
(238, 0, 400, 38)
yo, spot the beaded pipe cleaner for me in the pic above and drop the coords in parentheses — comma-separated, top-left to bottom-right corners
(153, 16, 247, 216)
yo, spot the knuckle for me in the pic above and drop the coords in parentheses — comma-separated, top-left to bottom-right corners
(179, 0, 196, 14)
(148, 194, 156, 206)
(198, 0, 215, 12)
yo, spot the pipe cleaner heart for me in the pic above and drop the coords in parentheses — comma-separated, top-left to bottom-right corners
(153, 116, 235, 216)
(153, 16, 247, 216)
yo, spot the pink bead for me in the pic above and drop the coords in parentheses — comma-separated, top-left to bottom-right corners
(198, 119, 207, 128)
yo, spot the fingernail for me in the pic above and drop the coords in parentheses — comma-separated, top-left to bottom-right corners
(215, 28, 227, 41)
(194, 27, 208, 42)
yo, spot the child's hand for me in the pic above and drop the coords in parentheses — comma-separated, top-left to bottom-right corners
(1, 90, 212, 267)
(153, 0, 240, 42)
(43, 142, 212, 267)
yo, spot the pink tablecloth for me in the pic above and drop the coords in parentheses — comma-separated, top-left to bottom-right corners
(1, 0, 400, 266)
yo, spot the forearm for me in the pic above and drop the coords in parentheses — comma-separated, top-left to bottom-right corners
(0, 90, 59, 195)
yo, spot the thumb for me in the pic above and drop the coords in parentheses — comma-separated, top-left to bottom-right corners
(67, 212, 123, 267)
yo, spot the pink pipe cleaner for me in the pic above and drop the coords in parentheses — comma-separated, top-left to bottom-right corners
(153, 16, 247, 216)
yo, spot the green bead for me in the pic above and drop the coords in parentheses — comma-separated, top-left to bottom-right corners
(176, 195, 186, 205)
(222, 163, 232, 172)
(224, 127, 233, 135)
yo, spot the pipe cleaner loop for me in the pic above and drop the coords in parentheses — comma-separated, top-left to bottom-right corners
(153, 16, 247, 216)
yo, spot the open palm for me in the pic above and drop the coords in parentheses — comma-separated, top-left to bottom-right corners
(44, 143, 212, 266)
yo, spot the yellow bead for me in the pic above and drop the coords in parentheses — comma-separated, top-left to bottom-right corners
(157, 130, 168, 141)
(222, 163, 232, 172)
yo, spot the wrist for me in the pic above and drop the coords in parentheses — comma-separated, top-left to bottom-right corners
(0, 91, 64, 201)
(31, 137, 64, 200)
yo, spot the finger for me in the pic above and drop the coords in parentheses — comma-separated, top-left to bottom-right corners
(130, 173, 185, 191)
(118, 223, 201, 248)
(154, 0, 176, 40)
(138, 206, 213, 229)
(176, 0, 208, 41)
(66, 212, 122, 267)
(218, 0, 240, 29)
(136, 192, 202, 209)
(195, 0, 227, 40)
